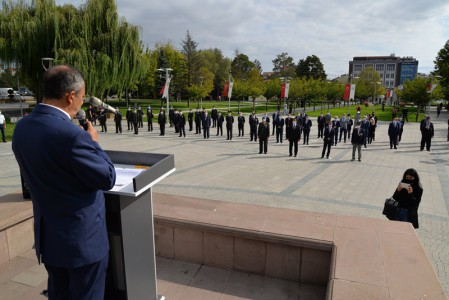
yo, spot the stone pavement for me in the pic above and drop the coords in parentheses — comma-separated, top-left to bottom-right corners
(1, 108, 449, 296)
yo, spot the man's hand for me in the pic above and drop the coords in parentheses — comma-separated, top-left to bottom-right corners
(86, 121, 98, 141)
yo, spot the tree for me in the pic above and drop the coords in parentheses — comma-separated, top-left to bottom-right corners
(296, 55, 327, 80)
(272, 52, 296, 78)
(434, 40, 449, 100)
(397, 77, 443, 111)
(0, 0, 148, 102)
(198, 48, 231, 99)
(181, 30, 202, 95)
(231, 52, 256, 80)
(354, 66, 383, 100)
(264, 79, 281, 111)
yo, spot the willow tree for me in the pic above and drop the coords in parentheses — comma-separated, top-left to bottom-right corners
(0, 0, 58, 101)
(0, 0, 148, 101)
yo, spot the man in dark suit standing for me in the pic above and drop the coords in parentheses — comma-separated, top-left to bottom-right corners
(249, 112, 258, 142)
(226, 111, 234, 140)
(216, 111, 224, 136)
(388, 118, 399, 149)
(195, 108, 202, 134)
(289, 118, 301, 157)
(285, 114, 293, 141)
(188, 109, 194, 131)
(12, 65, 116, 300)
(158, 110, 166, 136)
(237, 112, 245, 137)
(114, 107, 122, 134)
(211, 106, 218, 127)
(302, 115, 312, 145)
(275, 114, 284, 143)
(147, 107, 154, 132)
(317, 113, 325, 138)
(258, 117, 270, 154)
(126, 107, 133, 131)
(202, 110, 211, 139)
(420, 116, 434, 151)
(322, 120, 334, 159)
(178, 109, 186, 137)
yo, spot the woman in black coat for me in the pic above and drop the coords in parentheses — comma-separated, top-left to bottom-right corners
(393, 168, 423, 228)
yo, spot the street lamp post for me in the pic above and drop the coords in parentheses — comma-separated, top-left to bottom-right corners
(228, 70, 231, 111)
(373, 81, 381, 112)
(199, 76, 204, 110)
(157, 68, 173, 115)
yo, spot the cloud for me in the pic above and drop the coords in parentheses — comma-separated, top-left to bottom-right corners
(56, 0, 449, 76)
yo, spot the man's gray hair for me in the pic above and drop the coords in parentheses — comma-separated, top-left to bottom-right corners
(43, 65, 85, 100)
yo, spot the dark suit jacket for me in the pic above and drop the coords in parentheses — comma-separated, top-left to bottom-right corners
(290, 124, 301, 142)
(202, 114, 211, 128)
(258, 123, 270, 140)
(12, 104, 116, 268)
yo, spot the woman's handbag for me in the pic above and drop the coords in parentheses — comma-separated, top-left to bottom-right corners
(382, 197, 398, 220)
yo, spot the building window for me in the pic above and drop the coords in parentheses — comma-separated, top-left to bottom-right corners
(375, 64, 384, 71)
(380, 73, 383, 78)
(365, 64, 373, 69)
(354, 64, 362, 71)
(386, 73, 390, 79)
(390, 73, 395, 79)
(387, 64, 395, 71)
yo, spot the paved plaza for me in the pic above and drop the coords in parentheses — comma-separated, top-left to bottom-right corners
(1, 108, 449, 296)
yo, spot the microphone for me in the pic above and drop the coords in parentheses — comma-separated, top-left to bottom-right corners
(75, 109, 88, 131)
(86, 96, 118, 114)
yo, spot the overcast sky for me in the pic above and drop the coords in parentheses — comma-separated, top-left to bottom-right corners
(56, 0, 449, 78)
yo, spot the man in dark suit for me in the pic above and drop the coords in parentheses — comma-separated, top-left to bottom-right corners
(351, 122, 364, 161)
(258, 117, 270, 154)
(249, 112, 258, 142)
(188, 109, 194, 131)
(202, 110, 211, 139)
(317, 113, 325, 138)
(147, 107, 154, 131)
(195, 109, 202, 134)
(178, 109, 186, 137)
(216, 111, 224, 136)
(12, 65, 116, 300)
(420, 116, 434, 151)
(275, 114, 284, 143)
(211, 106, 218, 127)
(237, 112, 245, 137)
(302, 115, 312, 145)
(158, 110, 166, 136)
(114, 107, 122, 134)
(226, 111, 234, 140)
(132, 108, 139, 135)
(322, 120, 334, 159)
(388, 118, 399, 149)
(289, 118, 301, 157)
(137, 106, 143, 128)
(285, 114, 293, 141)
(126, 107, 133, 130)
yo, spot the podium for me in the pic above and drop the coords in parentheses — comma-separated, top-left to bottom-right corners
(103, 150, 175, 300)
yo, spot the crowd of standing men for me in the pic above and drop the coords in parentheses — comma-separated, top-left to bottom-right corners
(86, 104, 437, 160)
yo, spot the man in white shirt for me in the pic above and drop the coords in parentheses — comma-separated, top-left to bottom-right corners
(0, 110, 6, 142)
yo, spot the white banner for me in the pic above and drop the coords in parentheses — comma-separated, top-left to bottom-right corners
(349, 84, 356, 100)
(285, 83, 290, 99)
(162, 77, 171, 99)
(228, 82, 234, 99)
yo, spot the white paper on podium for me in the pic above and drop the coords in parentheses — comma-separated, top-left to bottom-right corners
(109, 166, 147, 192)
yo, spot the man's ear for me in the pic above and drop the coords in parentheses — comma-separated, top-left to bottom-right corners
(66, 91, 76, 105)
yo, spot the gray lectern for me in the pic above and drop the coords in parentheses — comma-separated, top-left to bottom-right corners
(103, 150, 175, 300)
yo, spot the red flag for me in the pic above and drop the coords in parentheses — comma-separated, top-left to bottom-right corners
(343, 84, 350, 100)
(159, 84, 165, 96)
(386, 90, 390, 98)
(281, 83, 286, 98)
(222, 81, 229, 97)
